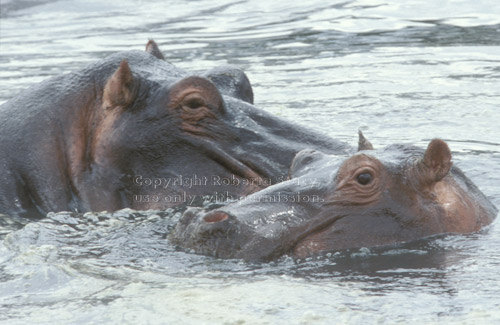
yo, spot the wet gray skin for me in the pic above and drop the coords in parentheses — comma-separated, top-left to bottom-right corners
(170, 134, 498, 261)
(0, 40, 349, 220)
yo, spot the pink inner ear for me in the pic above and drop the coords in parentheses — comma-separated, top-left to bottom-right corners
(423, 139, 452, 182)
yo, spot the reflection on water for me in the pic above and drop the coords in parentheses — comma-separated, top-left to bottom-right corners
(1, 0, 499, 323)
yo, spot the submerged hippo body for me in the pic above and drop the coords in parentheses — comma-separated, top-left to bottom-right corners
(0, 41, 348, 219)
(171, 135, 497, 261)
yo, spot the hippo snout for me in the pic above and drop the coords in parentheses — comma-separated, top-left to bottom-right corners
(171, 208, 247, 258)
(175, 207, 238, 240)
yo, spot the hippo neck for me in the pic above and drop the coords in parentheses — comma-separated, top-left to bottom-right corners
(0, 68, 102, 217)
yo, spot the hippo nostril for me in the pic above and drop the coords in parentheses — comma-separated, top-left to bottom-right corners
(203, 211, 229, 223)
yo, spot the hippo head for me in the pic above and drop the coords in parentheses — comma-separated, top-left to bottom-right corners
(170, 134, 498, 261)
(71, 41, 347, 212)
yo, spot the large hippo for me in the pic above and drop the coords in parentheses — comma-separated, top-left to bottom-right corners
(170, 133, 498, 261)
(0, 40, 348, 220)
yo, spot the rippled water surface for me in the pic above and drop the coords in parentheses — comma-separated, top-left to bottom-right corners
(1, 0, 500, 324)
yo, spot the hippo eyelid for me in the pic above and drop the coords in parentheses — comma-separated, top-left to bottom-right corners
(169, 89, 205, 110)
(352, 166, 376, 179)
(182, 93, 206, 110)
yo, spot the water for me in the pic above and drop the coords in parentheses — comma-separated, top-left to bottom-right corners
(1, 0, 500, 323)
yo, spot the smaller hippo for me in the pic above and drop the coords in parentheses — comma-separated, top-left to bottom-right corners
(170, 133, 498, 261)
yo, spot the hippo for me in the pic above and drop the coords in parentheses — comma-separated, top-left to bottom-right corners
(0, 40, 348, 220)
(170, 133, 498, 261)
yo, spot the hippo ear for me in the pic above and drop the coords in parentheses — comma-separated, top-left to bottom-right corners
(358, 130, 374, 151)
(145, 40, 165, 60)
(415, 139, 453, 187)
(103, 60, 137, 110)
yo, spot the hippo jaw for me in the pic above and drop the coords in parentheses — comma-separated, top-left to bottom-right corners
(291, 203, 420, 259)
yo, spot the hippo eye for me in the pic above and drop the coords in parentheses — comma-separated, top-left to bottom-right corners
(356, 172, 373, 185)
(182, 94, 206, 110)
